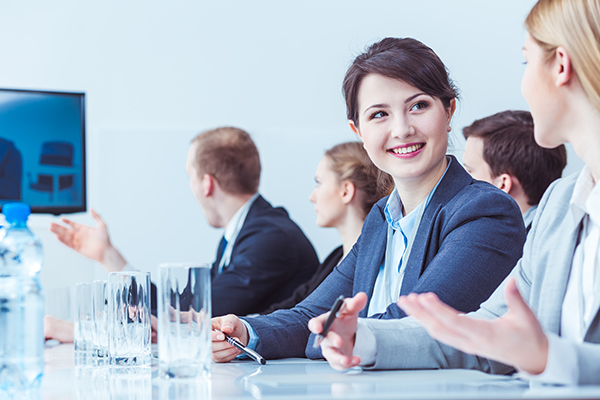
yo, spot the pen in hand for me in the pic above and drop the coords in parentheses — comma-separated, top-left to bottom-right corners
(216, 329, 267, 365)
(314, 295, 345, 348)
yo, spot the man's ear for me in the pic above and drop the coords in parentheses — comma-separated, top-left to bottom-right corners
(555, 46, 574, 87)
(202, 174, 215, 197)
(341, 181, 357, 205)
(493, 173, 513, 195)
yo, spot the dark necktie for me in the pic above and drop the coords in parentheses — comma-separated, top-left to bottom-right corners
(215, 236, 228, 274)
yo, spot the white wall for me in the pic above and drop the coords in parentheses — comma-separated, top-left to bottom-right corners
(0, 0, 583, 298)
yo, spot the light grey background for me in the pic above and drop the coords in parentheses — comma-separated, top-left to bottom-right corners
(0, 0, 583, 296)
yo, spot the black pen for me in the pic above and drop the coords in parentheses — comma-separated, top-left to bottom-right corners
(217, 330, 266, 365)
(313, 295, 345, 348)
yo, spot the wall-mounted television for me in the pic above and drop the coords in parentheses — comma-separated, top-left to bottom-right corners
(0, 88, 86, 215)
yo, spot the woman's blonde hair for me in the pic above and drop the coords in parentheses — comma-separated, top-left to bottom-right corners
(525, 0, 600, 113)
(325, 142, 394, 216)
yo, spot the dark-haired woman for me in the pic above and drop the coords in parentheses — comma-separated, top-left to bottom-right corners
(211, 37, 525, 362)
(312, 0, 600, 385)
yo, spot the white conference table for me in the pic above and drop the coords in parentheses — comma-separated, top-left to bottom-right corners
(22, 344, 600, 399)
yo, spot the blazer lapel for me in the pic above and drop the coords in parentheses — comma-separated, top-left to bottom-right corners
(401, 156, 472, 295)
(357, 201, 389, 318)
(537, 217, 582, 335)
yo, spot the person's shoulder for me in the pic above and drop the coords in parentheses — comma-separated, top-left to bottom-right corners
(244, 195, 307, 235)
(530, 172, 578, 230)
(539, 172, 578, 208)
(249, 195, 287, 215)
(447, 179, 518, 214)
(361, 194, 390, 226)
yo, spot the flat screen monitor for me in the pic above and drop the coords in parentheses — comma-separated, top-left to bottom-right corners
(0, 88, 86, 215)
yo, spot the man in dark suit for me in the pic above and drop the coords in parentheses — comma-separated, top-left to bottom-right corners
(462, 110, 567, 232)
(49, 127, 319, 317)
(184, 127, 319, 316)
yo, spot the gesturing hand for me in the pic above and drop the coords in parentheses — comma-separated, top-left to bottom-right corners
(50, 209, 126, 272)
(397, 278, 549, 375)
(308, 292, 368, 371)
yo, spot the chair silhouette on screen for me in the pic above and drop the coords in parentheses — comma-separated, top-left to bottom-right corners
(29, 141, 75, 200)
(40, 142, 73, 167)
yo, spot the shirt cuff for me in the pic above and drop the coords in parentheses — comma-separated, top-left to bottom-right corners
(354, 319, 377, 367)
(515, 332, 578, 385)
(235, 319, 259, 360)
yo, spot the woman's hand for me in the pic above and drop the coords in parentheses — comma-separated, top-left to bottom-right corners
(397, 278, 549, 375)
(211, 314, 249, 362)
(308, 292, 368, 371)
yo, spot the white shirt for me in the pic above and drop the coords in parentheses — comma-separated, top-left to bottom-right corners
(524, 166, 600, 385)
(218, 193, 259, 274)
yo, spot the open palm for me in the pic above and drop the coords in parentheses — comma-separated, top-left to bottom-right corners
(397, 278, 549, 375)
(49, 209, 112, 263)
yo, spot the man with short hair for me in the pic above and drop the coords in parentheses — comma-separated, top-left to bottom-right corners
(50, 126, 320, 317)
(462, 110, 567, 231)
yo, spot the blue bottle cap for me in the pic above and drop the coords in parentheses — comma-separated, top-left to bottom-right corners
(2, 203, 31, 223)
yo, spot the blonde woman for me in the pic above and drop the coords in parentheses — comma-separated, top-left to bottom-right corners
(310, 0, 600, 385)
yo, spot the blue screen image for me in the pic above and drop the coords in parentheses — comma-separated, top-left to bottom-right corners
(0, 89, 85, 214)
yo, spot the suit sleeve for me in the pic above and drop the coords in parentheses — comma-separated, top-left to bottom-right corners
(211, 219, 305, 317)
(370, 187, 525, 320)
(243, 245, 358, 359)
(259, 247, 342, 315)
(362, 262, 526, 372)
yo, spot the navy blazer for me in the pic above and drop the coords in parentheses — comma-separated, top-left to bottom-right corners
(259, 246, 344, 314)
(210, 195, 319, 317)
(244, 156, 526, 359)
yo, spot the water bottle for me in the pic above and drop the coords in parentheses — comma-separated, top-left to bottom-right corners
(0, 203, 44, 391)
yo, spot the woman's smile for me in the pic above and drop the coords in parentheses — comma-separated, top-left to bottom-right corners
(388, 142, 425, 158)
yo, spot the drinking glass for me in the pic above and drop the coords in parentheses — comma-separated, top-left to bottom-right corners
(92, 280, 109, 360)
(74, 282, 93, 354)
(158, 263, 211, 379)
(107, 271, 151, 367)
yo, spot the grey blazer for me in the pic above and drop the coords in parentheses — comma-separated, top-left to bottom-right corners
(361, 172, 600, 385)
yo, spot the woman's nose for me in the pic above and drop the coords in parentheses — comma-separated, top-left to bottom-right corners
(309, 188, 316, 203)
(390, 115, 415, 139)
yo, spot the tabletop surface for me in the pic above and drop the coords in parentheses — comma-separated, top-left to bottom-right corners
(14, 344, 600, 399)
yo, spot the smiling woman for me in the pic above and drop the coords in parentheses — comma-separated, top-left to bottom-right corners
(311, 0, 600, 385)
(210, 37, 526, 363)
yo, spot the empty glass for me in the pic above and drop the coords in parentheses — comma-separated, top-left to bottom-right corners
(158, 263, 211, 379)
(92, 280, 109, 360)
(74, 282, 93, 354)
(107, 271, 151, 367)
